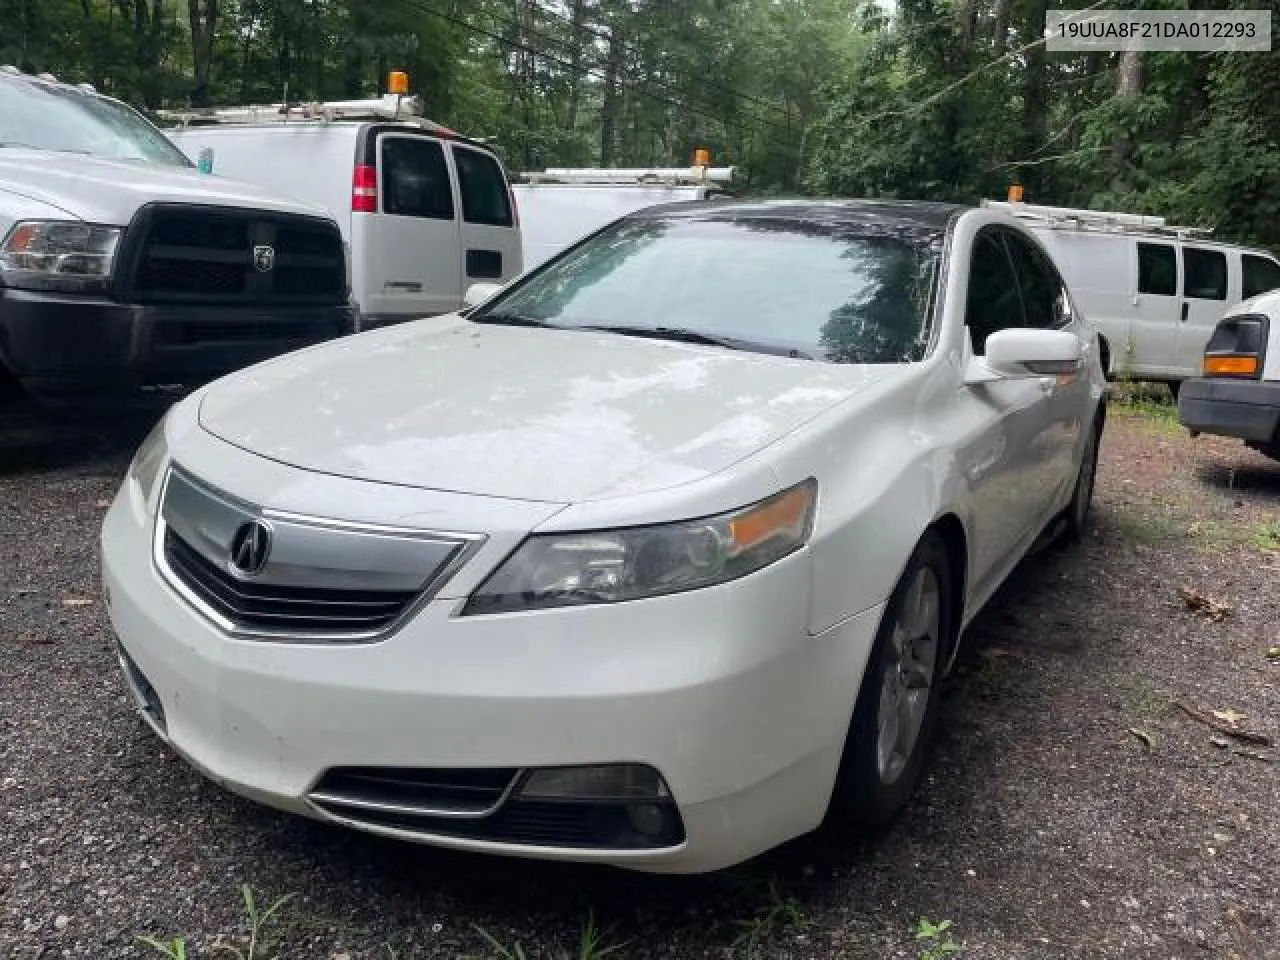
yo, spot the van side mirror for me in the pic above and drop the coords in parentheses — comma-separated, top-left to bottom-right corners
(964, 328, 1083, 384)
(463, 282, 503, 310)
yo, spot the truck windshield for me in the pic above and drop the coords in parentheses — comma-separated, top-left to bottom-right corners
(0, 77, 191, 167)
(475, 214, 941, 364)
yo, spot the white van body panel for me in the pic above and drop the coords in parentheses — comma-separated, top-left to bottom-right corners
(512, 183, 716, 269)
(1030, 228, 1276, 381)
(168, 124, 522, 325)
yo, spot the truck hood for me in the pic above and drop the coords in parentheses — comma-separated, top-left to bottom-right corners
(197, 320, 901, 503)
(0, 149, 331, 225)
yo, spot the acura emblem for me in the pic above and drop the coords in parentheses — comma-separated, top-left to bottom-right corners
(229, 520, 272, 576)
(252, 244, 275, 273)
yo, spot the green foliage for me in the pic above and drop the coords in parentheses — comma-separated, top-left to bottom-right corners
(473, 913, 624, 960)
(915, 916, 963, 959)
(5, 0, 1277, 247)
(134, 884, 294, 960)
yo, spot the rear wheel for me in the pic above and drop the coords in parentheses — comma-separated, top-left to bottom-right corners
(830, 532, 953, 829)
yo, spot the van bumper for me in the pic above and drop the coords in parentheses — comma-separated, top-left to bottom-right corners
(1178, 377, 1280, 445)
(0, 288, 351, 399)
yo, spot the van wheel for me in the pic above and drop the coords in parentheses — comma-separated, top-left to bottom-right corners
(830, 531, 953, 829)
(1097, 336, 1111, 379)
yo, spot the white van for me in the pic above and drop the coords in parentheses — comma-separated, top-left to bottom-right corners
(513, 166, 734, 269)
(984, 200, 1280, 388)
(164, 94, 522, 331)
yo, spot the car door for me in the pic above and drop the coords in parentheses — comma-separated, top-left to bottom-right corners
(958, 230, 1060, 594)
(449, 143, 522, 294)
(1131, 240, 1181, 375)
(1176, 245, 1230, 376)
(1004, 229, 1089, 509)
(364, 132, 461, 321)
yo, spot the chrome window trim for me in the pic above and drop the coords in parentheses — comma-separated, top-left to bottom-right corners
(152, 465, 486, 643)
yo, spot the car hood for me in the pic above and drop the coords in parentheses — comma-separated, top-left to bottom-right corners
(198, 320, 904, 503)
(0, 150, 331, 225)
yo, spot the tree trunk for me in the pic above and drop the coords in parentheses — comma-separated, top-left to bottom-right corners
(1110, 49, 1143, 192)
(600, 26, 623, 166)
(1020, 0, 1048, 195)
(188, 0, 218, 106)
(565, 0, 587, 133)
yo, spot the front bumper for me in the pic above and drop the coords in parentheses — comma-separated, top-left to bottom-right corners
(0, 287, 351, 398)
(1178, 377, 1280, 445)
(101, 465, 882, 874)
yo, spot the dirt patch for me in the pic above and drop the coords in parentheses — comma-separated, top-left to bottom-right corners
(1, 403, 1277, 959)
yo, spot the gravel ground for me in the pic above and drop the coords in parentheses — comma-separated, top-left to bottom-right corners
(1, 398, 1277, 960)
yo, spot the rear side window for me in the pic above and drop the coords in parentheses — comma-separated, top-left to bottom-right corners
(1004, 232, 1066, 329)
(1183, 247, 1227, 300)
(380, 136, 454, 220)
(966, 233, 1024, 353)
(453, 146, 513, 227)
(1137, 242, 1176, 296)
(1242, 254, 1280, 300)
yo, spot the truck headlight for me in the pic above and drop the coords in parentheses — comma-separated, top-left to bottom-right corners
(0, 221, 122, 293)
(463, 480, 816, 615)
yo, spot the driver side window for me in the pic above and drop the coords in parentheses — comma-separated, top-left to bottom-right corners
(965, 233, 1024, 354)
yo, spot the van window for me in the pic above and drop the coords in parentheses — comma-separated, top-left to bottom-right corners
(967, 233, 1023, 353)
(380, 136, 454, 220)
(1004, 232, 1066, 329)
(1242, 254, 1280, 300)
(1137, 243, 1176, 296)
(453, 146, 513, 227)
(1183, 247, 1227, 300)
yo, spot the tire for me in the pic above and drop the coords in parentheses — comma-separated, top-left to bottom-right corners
(1064, 415, 1102, 542)
(829, 531, 954, 830)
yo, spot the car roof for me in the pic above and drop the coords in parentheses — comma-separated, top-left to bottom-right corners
(625, 197, 968, 241)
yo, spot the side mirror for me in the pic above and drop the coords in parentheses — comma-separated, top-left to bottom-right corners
(463, 282, 503, 310)
(965, 329, 1083, 384)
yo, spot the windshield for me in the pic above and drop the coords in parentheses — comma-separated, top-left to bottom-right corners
(475, 213, 942, 363)
(0, 77, 191, 167)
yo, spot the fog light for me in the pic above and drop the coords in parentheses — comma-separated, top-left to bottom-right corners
(625, 802, 667, 838)
(519, 764, 670, 800)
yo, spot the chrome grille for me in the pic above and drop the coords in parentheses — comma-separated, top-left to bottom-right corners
(163, 529, 417, 634)
(154, 467, 482, 642)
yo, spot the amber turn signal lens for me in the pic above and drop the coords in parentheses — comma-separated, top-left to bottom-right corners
(729, 483, 814, 551)
(1203, 355, 1258, 377)
(387, 70, 409, 95)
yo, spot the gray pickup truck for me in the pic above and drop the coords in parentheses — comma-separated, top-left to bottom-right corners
(0, 67, 351, 403)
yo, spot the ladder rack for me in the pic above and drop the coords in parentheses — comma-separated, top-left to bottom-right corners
(156, 94, 457, 136)
(983, 200, 1213, 239)
(518, 166, 736, 186)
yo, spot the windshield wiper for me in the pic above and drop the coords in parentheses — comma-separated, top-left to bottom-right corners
(471, 312, 562, 329)
(578, 324, 816, 360)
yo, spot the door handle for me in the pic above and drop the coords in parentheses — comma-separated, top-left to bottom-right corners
(1180, 302, 1189, 323)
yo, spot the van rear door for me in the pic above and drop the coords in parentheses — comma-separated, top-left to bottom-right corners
(360, 131, 461, 324)
(449, 143, 522, 292)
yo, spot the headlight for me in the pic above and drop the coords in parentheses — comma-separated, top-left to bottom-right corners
(463, 479, 816, 615)
(0, 221, 122, 293)
(127, 417, 169, 504)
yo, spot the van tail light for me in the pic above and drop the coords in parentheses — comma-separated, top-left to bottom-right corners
(508, 183, 520, 227)
(351, 164, 377, 213)
(1202, 315, 1268, 379)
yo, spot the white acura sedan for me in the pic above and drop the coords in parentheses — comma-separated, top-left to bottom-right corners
(102, 200, 1106, 874)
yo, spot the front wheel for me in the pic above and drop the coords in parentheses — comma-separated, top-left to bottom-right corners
(1064, 417, 1102, 541)
(830, 532, 954, 829)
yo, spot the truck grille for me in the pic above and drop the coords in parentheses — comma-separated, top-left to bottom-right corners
(118, 204, 345, 306)
(163, 528, 417, 635)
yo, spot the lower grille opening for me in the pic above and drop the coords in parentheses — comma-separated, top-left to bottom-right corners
(310, 767, 519, 818)
(163, 528, 418, 635)
(117, 644, 167, 735)
(308, 768, 686, 850)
